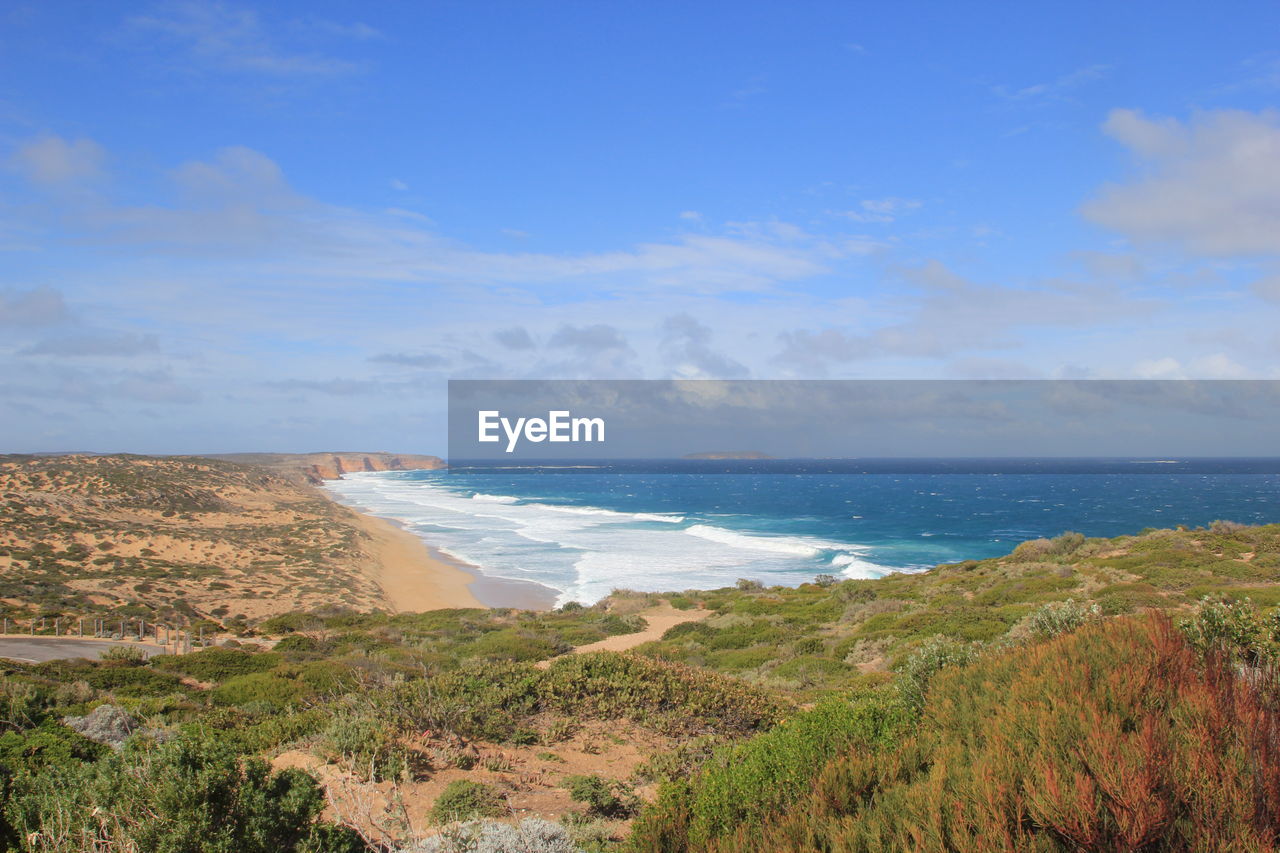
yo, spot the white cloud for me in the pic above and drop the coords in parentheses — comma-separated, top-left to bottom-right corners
(776, 260, 1159, 371)
(127, 1, 365, 77)
(993, 64, 1110, 103)
(21, 333, 159, 358)
(661, 314, 748, 379)
(0, 287, 71, 327)
(836, 197, 922, 224)
(1082, 108, 1280, 256)
(1134, 353, 1250, 379)
(29, 142, 856, 296)
(1252, 273, 1280, 302)
(171, 145, 297, 207)
(9, 136, 105, 185)
(1070, 250, 1145, 281)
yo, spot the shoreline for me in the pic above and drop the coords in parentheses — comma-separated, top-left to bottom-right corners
(327, 487, 559, 612)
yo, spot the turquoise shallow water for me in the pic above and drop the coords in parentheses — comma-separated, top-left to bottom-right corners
(325, 460, 1280, 605)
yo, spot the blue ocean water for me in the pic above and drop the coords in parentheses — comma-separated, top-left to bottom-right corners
(324, 460, 1280, 605)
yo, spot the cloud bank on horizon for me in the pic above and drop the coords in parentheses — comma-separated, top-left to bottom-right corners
(1, 0, 1279, 453)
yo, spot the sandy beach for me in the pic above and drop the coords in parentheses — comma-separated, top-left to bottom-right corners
(344, 507, 483, 611)
(339, 501, 558, 612)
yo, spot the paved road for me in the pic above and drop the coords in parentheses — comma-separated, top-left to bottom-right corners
(0, 638, 168, 663)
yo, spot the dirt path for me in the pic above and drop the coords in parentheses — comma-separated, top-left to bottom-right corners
(537, 604, 711, 668)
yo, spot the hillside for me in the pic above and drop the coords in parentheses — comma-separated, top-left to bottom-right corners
(2, 455, 1280, 850)
(619, 521, 1280, 696)
(1, 475, 1278, 849)
(0, 454, 443, 627)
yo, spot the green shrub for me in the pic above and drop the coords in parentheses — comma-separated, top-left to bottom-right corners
(100, 645, 148, 663)
(895, 635, 981, 711)
(1023, 598, 1100, 640)
(564, 774, 637, 818)
(210, 673, 304, 709)
(273, 634, 321, 654)
(628, 691, 911, 850)
(791, 636, 824, 655)
(706, 647, 773, 672)
(195, 708, 325, 756)
(396, 661, 542, 742)
(1178, 596, 1275, 664)
(3, 733, 358, 852)
(83, 665, 187, 698)
(769, 654, 852, 686)
(294, 660, 359, 695)
(0, 719, 107, 772)
(430, 780, 506, 824)
(540, 653, 785, 737)
(152, 648, 281, 682)
(315, 709, 418, 782)
(465, 629, 564, 662)
(661, 621, 714, 642)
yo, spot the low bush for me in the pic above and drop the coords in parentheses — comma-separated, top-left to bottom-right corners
(628, 691, 910, 850)
(564, 774, 638, 818)
(274, 634, 322, 654)
(152, 648, 281, 682)
(894, 635, 981, 711)
(1178, 595, 1280, 664)
(430, 780, 506, 824)
(2, 733, 360, 852)
(210, 672, 305, 709)
(61, 704, 137, 750)
(315, 709, 419, 783)
(704, 614, 1280, 852)
(412, 818, 577, 853)
(464, 629, 565, 662)
(100, 645, 148, 663)
(82, 665, 187, 698)
(1022, 598, 1101, 640)
(540, 653, 785, 736)
(0, 718, 107, 772)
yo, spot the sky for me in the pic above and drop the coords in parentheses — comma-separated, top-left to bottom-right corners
(2, 0, 1280, 454)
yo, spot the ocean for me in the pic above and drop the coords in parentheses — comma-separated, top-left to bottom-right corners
(324, 459, 1280, 606)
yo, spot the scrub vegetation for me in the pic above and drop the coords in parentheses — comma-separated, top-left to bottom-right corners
(3, 455, 1280, 850)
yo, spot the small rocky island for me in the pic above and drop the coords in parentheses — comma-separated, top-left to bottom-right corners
(682, 450, 774, 460)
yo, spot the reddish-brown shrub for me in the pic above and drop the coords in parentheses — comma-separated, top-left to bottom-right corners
(702, 614, 1280, 852)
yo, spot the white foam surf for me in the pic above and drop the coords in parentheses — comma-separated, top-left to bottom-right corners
(324, 471, 898, 605)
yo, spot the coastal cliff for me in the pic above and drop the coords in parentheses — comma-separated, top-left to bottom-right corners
(209, 452, 446, 485)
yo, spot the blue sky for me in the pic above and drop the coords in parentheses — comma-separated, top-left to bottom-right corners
(2, 0, 1279, 453)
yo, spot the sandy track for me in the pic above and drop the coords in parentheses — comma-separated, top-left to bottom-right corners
(537, 604, 711, 668)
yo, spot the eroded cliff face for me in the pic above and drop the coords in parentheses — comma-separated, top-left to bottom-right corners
(206, 452, 446, 486)
(302, 453, 446, 482)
